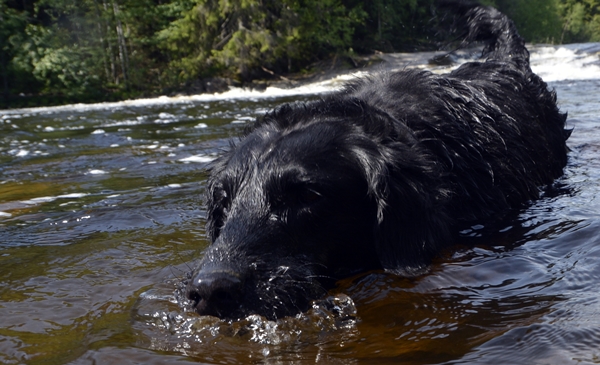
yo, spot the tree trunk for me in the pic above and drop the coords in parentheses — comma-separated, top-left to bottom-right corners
(92, 0, 111, 82)
(112, 0, 130, 87)
(0, 11, 7, 98)
(102, 0, 118, 84)
(1, 48, 8, 98)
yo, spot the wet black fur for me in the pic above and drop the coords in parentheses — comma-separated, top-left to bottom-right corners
(186, 2, 570, 320)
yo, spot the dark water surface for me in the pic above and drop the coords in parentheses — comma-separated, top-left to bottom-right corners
(1, 44, 600, 364)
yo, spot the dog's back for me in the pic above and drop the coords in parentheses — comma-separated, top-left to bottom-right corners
(284, 2, 570, 268)
(339, 2, 569, 222)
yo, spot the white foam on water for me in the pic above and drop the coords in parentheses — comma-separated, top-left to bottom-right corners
(179, 155, 217, 163)
(57, 193, 89, 199)
(87, 169, 107, 175)
(530, 44, 600, 82)
(1, 43, 597, 116)
(21, 196, 57, 205)
(14, 150, 29, 157)
(18, 193, 89, 207)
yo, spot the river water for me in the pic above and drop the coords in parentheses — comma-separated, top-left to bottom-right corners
(1, 43, 600, 365)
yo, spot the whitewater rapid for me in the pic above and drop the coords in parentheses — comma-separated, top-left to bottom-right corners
(1, 43, 599, 116)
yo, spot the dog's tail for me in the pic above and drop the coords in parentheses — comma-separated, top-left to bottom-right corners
(441, 1, 529, 67)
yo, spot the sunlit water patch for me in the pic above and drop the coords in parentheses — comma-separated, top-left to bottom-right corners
(1, 43, 599, 365)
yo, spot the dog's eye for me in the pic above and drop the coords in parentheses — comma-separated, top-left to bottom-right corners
(299, 189, 322, 205)
(214, 188, 230, 209)
(222, 196, 232, 211)
(271, 187, 322, 209)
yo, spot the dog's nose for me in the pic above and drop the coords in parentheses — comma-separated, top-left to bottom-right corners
(186, 269, 243, 318)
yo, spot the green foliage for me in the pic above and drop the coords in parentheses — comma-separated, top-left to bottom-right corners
(0, 0, 32, 95)
(494, 0, 563, 43)
(291, 0, 366, 57)
(352, 0, 436, 53)
(10, 24, 100, 96)
(557, 0, 600, 42)
(158, 0, 366, 81)
(488, 0, 600, 43)
(1, 0, 600, 108)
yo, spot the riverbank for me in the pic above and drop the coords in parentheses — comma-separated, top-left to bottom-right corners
(3, 43, 599, 111)
(0, 53, 384, 110)
(0, 48, 465, 110)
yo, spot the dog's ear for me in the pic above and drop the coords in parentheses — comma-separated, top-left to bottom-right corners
(354, 111, 453, 275)
(204, 152, 232, 243)
(372, 159, 452, 275)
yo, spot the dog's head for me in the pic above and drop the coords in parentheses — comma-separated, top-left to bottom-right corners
(186, 98, 451, 320)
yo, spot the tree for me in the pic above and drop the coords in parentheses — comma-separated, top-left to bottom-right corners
(492, 0, 562, 43)
(157, 0, 365, 81)
(351, 0, 436, 53)
(0, 0, 29, 97)
(558, 0, 600, 42)
(2, 0, 600, 108)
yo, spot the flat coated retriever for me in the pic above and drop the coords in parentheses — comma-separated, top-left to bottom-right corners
(185, 2, 570, 320)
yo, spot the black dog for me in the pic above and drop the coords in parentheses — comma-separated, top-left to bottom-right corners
(185, 2, 570, 320)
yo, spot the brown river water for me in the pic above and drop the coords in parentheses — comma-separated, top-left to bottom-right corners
(1, 44, 600, 364)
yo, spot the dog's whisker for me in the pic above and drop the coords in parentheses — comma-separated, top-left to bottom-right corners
(305, 274, 336, 281)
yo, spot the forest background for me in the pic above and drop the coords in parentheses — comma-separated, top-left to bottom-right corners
(1, 0, 599, 108)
